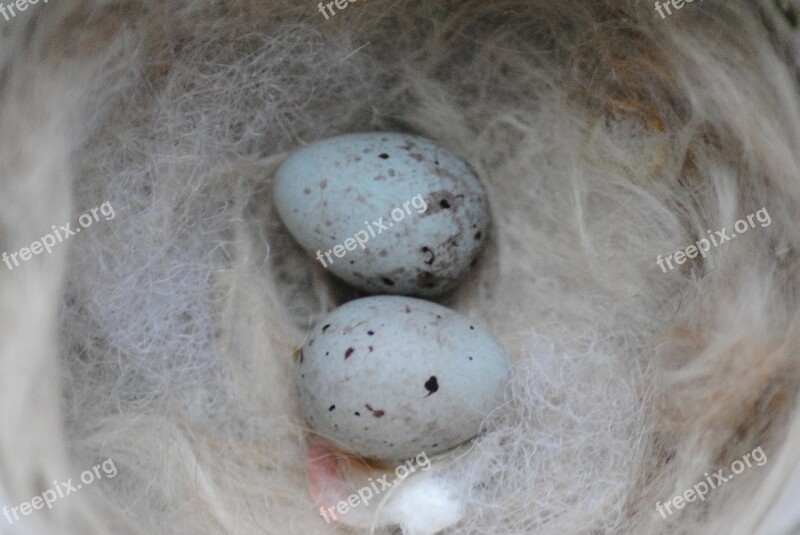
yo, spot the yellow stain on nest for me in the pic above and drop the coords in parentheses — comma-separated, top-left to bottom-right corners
(580, 97, 669, 184)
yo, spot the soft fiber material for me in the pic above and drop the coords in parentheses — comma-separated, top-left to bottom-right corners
(1, 0, 800, 534)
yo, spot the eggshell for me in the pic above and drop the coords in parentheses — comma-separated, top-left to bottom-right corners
(296, 296, 510, 461)
(274, 132, 489, 297)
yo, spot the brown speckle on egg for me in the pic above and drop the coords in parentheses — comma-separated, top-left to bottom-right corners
(421, 246, 435, 265)
(345, 347, 354, 359)
(365, 404, 385, 418)
(424, 376, 439, 396)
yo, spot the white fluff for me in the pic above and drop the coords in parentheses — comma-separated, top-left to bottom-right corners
(379, 475, 464, 535)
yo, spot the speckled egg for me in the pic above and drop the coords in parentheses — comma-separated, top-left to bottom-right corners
(274, 132, 490, 297)
(296, 296, 510, 461)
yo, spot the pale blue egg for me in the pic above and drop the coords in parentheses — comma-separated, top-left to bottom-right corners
(296, 296, 510, 461)
(274, 132, 489, 297)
